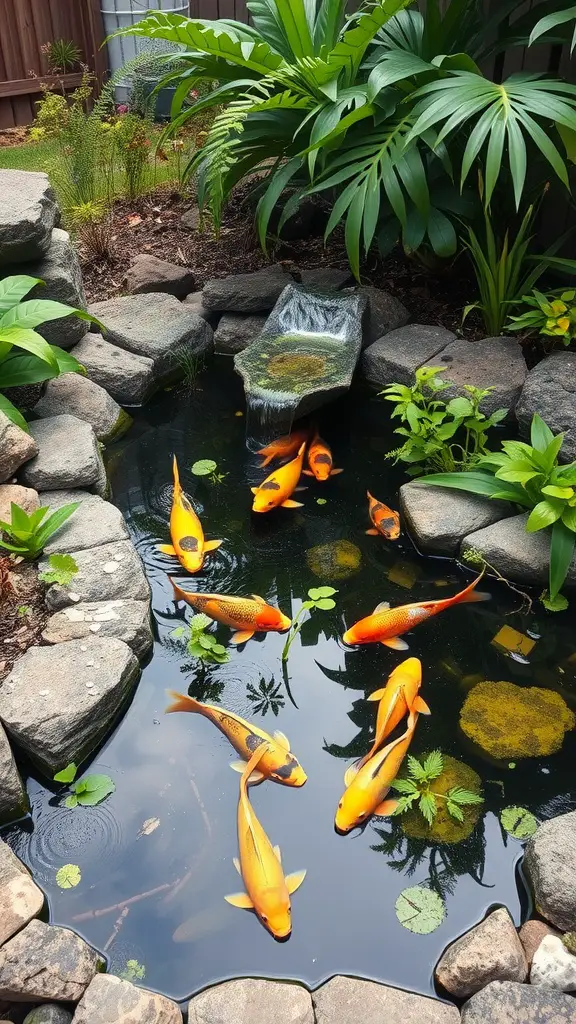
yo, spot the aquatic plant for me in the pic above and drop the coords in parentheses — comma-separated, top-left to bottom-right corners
(53, 763, 116, 808)
(398, 754, 484, 845)
(281, 587, 337, 664)
(382, 366, 506, 477)
(507, 289, 576, 348)
(0, 502, 79, 559)
(395, 885, 446, 935)
(171, 613, 230, 665)
(191, 459, 227, 486)
(56, 863, 81, 889)
(421, 413, 576, 609)
(306, 540, 362, 581)
(391, 751, 483, 831)
(500, 806, 538, 840)
(246, 677, 285, 717)
(38, 553, 78, 588)
(459, 680, 575, 759)
(118, 959, 146, 982)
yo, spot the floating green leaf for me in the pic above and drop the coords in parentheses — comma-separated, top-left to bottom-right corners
(191, 459, 217, 476)
(500, 805, 538, 839)
(54, 762, 77, 784)
(308, 586, 337, 600)
(316, 498, 327, 505)
(395, 885, 446, 934)
(75, 773, 116, 806)
(118, 958, 146, 982)
(541, 589, 569, 612)
(56, 863, 81, 889)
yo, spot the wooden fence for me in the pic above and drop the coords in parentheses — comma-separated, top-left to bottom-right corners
(0, 0, 108, 129)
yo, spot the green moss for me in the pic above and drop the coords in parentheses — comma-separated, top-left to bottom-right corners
(268, 352, 326, 379)
(306, 539, 362, 581)
(460, 680, 575, 759)
(401, 754, 483, 845)
(101, 408, 133, 445)
(563, 932, 576, 955)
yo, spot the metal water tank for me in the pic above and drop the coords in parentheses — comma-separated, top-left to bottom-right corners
(101, 0, 190, 107)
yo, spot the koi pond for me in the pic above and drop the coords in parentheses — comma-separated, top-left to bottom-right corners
(3, 359, 576, 1006)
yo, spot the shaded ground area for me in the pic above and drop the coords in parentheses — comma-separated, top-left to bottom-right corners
(0, 560, 48, 684)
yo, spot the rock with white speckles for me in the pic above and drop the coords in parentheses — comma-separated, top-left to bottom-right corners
(43, 600, 153, 661)
(313, 976, 458, 1024)
(40, 539, 150, 611)
(460, 980, 576, 1023)
(188, 978, 313, 1024)
(0, 412, 38, 484)
(0, 919, 100, 1002)
(0, 170, 57, 265)
(33, 374, 131, 443)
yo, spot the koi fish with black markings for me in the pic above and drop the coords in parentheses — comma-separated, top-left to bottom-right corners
(251, 442, 306, 513)
(302, 434, 343, 481)
(257, 428, 309, 468)
(157, 456, 222, 573)
(171, 581, 291, 645)
(366, 491, 400, 540)
(164, 691, 307, 786)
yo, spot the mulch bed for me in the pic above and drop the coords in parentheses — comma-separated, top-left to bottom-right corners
(0, 559, 49, 684)
(80, 182, 485, 339)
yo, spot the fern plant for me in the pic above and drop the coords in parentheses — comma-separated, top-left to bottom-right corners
(390, 751, 484, 825)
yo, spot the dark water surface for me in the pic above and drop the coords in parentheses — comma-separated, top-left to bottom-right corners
(4, 361, 576, 1005)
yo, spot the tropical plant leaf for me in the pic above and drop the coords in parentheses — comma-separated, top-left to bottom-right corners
(550, 519, 576, 599)
(0, 394, 29, 432)
(530, 5, 576, 53)
(0, 275, 40, 314)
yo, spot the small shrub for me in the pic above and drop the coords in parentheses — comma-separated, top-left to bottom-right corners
(507, 289, 576, 347)
(0, 502, 79, 559)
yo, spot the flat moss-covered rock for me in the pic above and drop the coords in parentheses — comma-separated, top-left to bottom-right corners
(401, 754, 483, 844)
(306, 539, 362, 580)
(460, 680, 575, 759)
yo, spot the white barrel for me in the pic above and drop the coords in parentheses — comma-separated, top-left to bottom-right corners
(101, 0, 190, 102)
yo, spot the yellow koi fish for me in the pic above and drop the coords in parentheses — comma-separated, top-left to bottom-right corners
(251, 442, 306, 513)
(335, 711, 419, 834)
(225, 744, 306, 939)
(356, 657, 430, 773)
(171, 581, 291, 645)
(257, 428, 310, 468)
(157, 456, 223, 573)
(165, 691, 307, 787)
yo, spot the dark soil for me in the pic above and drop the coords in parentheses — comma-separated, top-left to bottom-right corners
(80, 183, 484, 339)
(0, 126, 30, 148)
(0, 559, 49, 684)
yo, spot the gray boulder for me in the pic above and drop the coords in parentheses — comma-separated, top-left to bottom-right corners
(519, 920, 559, 967)
(33, 374, 131, 443)
(362, 324, 456, 387)
(27, 229, 87, 350)
(40, 539, 150, 611)
(400, 481, 511, 556)
(18, 415, 106, 496)
(214, 313, 267, 355)
(313, 976, 459, 1024)
(0, 920, 100, 1002)
(435, 908, 527, 998)
(525, 811, 576, 931)
(24, 1007, 73, 1024)
(0, 723, 28, 824)
(299, 268, 352, 291)
(74, 974, 182, 1024)
(180, 205, 201, 231)
(181, 291, 215, 324)
(188, 979, 313, 1024)
(435, 337, 527, 416)
(357, 285, 409, 346)
(0, 170, 57, 265)
(460, 980, 576, 1023)
(38, 491, 129, 554)
(516, 352, 576, 462)
(461, 513, 576, 589)
(202, 265, 292, 313)
(125, 254, 195, 299)
(0, 412, 38, 483)
(71, 334, 155, 406)
(89, 293, 213, 383)
(0, 484, 39, 521)
(0, 637, 140, 775)
(0, 840, 44, 945)
(43, 599, 153, 661)
(531, 934, 576, 992)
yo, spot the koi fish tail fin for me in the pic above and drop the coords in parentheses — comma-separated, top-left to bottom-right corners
(461, 589, 491, 603)
(170, 578, 190, 604)
(172, 454, 181, 491)
(165, 690, 203, 715)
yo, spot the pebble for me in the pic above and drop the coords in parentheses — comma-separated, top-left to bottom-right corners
(89, 624, 101, 632)
(69, 593, 80, 603)
(85, 682, 94, 689)
(102, 562, 119, 574)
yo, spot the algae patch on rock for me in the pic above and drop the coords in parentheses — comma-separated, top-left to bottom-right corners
(306, 540, 362, 581)
(460, 680, 575, 759)
(400, 754, 483, 845)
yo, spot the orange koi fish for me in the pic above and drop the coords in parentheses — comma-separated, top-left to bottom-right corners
(157, 456, 222, 573)
(302, 434, 343, 481)
(171, 581, 291, 645)
(251, 442, 306, 513)
(356, 658, 430, 772)
(342, 574, 490, 651)
(335, 711, 418, 834)
(165, 691, 307, 787)
(366, 491, 400, 540)
(225, 744, 306, 939)
(257, 428, 309, 468)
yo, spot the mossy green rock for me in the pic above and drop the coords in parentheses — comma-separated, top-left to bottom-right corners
(400, 754, 483, 845)
(306, 540, 362, 581)
(460, 680, 575, 759)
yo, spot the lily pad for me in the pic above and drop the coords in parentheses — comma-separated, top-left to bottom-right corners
(191, 459, 217, 476)
(395, 885, 445, 934)
(500, 805, 538, 840)
(75, 773, 115, 806)
(56, 863, 81, 889)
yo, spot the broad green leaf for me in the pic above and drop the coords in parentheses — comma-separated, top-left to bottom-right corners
(0, 351, 59, 387)
(526, 500, 564, 532)
(542, 485, 573, 500)
(562, 505, 576, 531)
(389, 778, 419, 794)
(541, 589, 569, 612)
(0, 299, 95, 332)
(64, 794, 79, 809)
(0, 394, 29, 432)
(272, 0, 314, 58)
(257, 157, 303, 250)
(500, 805, 538, 839)
(191, 459, 217, 476)
(76, 773, 115, 806)
(529, 5, 576, 53)
(0, 326, 58, 368)
(550, 519, 576, 599)
(309, 585, 337, 599)
(446, 397, 473, 418)
(56, 863, 81, 889)
(54, 762, 78, 784)
(530, 412, 555, 453)
(34, 502, 80, 550)
(0, 275, 41, 314)
(422, 750, 443, 779)
(395, 885, 446, 934)
(314, 598, 336, 610)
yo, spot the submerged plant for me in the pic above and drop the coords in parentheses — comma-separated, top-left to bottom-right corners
(460, 680, 575, 759)
(118, 959, 146, 982)
(53, 763, 116, 808)
(507, 289, 576, 348)
(390, 751, 483, 826)
(281, 587, 337, 664)
(0, 502, 79, 559)
(382, 366, 506, 476)
(246, 677, 285, 716)
(171, 613, 230, 664)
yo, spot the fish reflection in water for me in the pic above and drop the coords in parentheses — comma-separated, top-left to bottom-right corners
(173, 902, 231, 944)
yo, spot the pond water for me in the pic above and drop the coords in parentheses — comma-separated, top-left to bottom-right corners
(3, 360, 576, 1007)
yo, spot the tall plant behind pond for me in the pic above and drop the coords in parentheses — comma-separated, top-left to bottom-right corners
(111, 0, 576, 276)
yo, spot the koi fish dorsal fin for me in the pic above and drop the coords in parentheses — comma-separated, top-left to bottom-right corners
(382, 637, 409, 651)
(224, 891, 254, 909)
(250, 487, 259, 495)
(367, 687, 386, 702)
(232, 857, 241, 875)
(285, 869, 306, 894)
(344, 760, 361, 786)
(413, 696, 431, 715)
(250, 594, 266, 603)
(373, 601, 390, 613)
(273, 730, 290, 750)
(274, 845, 282, 863)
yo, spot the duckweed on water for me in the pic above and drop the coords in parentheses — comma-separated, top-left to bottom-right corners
(306, 539, 362, 581)
(460, 680, 575, 759)
(400, 755, 483, 845)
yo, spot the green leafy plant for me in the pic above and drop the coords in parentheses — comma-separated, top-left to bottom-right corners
(382, 366, 506, 477)
(111, 0, 576, 277)
(56, 863, 81, 888)
(246, 676, 285, 716)
(44, 39, 82, 74)
(421, 413, 576, 608)
(390, 751, 483, 825)
(191, 459, 227, 485)
(38, 553, 78, 587)
(17, 604, 32, 617)
(530, 5, 576, 54)
(114, 111, 153, 201)
(281, 586, 337, 663)
(395, 884, 446, 934)
(500, 805, 538, 840)
(0, 502, 79, 559)
(118, 959, 146, 982)
(0, 275, 95, 429)
(53, 762, 116, 808)
(171, 613, 230, 664)
(507, 289, 576, 348)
